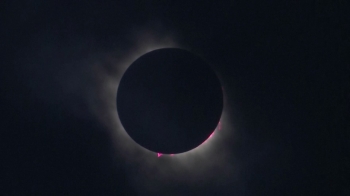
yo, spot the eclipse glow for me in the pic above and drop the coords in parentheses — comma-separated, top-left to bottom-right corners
(91, 27, 235, 192)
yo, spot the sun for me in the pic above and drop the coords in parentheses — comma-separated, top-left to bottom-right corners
(91, 27, 234, 187)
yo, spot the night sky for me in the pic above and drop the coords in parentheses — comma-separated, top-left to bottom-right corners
(1, 1, 349, 195)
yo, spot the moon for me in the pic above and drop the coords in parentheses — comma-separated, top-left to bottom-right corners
(116, 48, 223, 154)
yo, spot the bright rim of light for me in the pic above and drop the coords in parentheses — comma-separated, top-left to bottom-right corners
(92, 28, 234, 187)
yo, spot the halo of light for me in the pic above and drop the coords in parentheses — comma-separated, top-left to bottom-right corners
(91, 27, 235, 191)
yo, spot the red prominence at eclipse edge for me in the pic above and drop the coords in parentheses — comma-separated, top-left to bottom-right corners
(156, 121, 222, 157)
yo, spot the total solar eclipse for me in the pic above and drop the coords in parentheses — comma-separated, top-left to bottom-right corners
(117, 48, 223, 154)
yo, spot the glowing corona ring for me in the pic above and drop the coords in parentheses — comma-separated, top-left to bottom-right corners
(103, 34, 230, 158)
(93, 29, 233, 188)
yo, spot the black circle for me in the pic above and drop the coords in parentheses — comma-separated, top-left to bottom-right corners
(117, 48, 223, 154)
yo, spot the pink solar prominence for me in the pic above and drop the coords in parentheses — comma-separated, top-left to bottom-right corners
(156, 121, 222, 157)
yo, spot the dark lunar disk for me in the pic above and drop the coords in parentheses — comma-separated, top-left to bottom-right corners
(117, 48, 223, 154)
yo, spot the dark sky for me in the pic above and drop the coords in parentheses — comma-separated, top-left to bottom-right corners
(1, 1, 349, 195)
